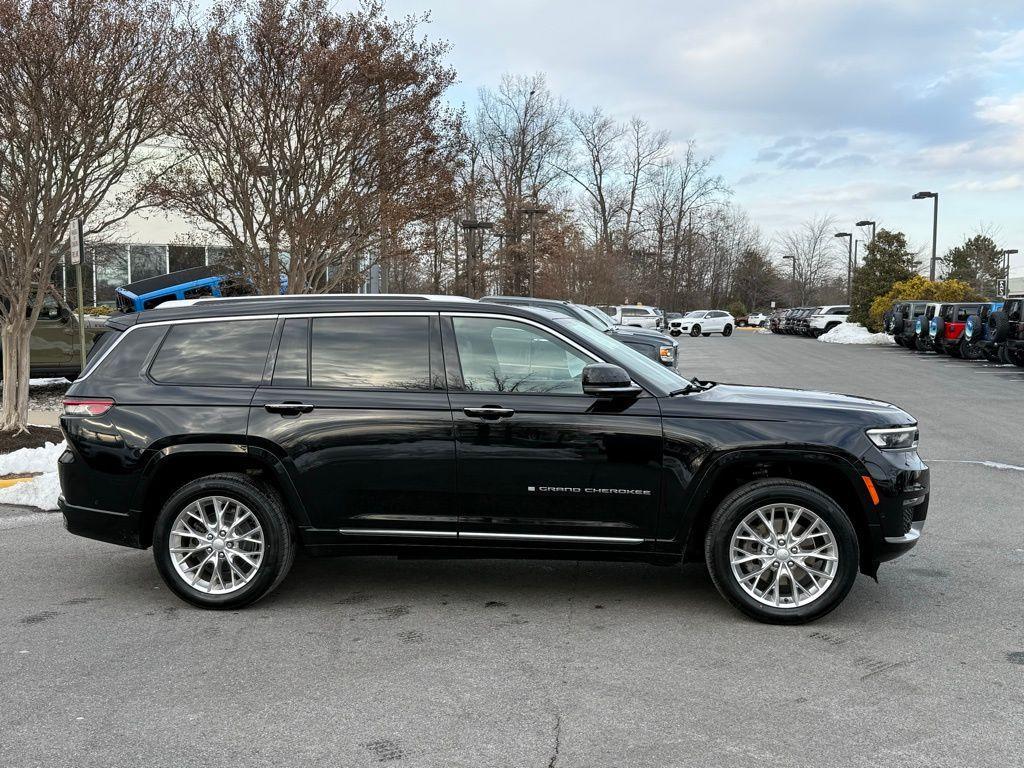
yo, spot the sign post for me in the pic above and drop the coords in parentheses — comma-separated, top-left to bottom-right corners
(68, 219, 86, 373)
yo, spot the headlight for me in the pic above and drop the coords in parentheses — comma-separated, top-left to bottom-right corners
(659, 345, 675, 362)
(866, 426, 919, 450)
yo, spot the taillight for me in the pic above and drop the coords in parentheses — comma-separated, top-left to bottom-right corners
(63, 397, 114, 416)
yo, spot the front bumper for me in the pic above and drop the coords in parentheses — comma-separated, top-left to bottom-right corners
(861, 452, 929, 566)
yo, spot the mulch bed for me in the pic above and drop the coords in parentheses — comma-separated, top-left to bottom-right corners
(0, 426, 64, 453)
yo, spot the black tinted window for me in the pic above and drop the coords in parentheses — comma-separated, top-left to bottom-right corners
(273, 318, 309, 387)
(311, 316, 430, 389)
(151, 320, 275, 386)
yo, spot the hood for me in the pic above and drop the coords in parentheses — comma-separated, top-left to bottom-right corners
(611, 326, 673, 345)
(661, 382, 914, 428)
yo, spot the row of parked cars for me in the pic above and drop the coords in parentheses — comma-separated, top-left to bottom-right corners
(767, 305, 851, 338)
(883, 298, 1024, 365)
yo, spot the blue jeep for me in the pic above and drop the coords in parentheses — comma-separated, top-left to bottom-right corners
(961, 302, 1004, 361)
(115, 266, 231, 313)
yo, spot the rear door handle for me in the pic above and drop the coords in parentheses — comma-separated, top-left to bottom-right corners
(264, 402, 314, 415)
(463, 406, 515, 420)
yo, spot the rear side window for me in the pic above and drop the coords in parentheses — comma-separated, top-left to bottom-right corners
(86, 325, 165, 381)
(151, 319, 275, 386)
(311, 316, 430, 390)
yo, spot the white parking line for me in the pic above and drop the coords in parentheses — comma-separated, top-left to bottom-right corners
(926, 460, 1024, 472)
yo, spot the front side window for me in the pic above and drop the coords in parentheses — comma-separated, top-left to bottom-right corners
(452, 317, 590, 394)
(151, 319, 275, 386)
(311, 315, 431, 390)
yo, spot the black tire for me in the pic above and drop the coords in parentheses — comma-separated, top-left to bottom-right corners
(983, 347, 1000, 363)
(999, 345, 1012, 365)
(883, 310, 894, 333)
(704, 479, 859, 624)
(931, 316, 945, 340)
(670, 330, 680, 337)
(893, 336, 904, 347)
(1011, 349, 1024, 368)
(988, 311, 1009, 343)
(964, 315, 982, 343)
(690, 324, 701, 337)
(702, 332, 711, 337)
(153, 472, 296, 610)
(959, 337, 984, 360)
(891, 316, 905, 335)
(722, 324, 733, 337)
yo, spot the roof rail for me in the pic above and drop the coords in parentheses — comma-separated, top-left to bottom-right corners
(154, 293, 477, 310)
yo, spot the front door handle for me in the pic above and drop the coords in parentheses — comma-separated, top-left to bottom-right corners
(264, 402, 314, 415)
(463, 406, 515, 420)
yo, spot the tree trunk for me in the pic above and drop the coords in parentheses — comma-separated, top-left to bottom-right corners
(0, 318, 34, 434)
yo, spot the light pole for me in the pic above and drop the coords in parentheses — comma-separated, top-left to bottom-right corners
(856, 219, 876, 243)
(854, 239, 860, 271)
(912, 191, 939, 280)
(520, 203, 549, 297)
(781, 254, 796, 305)
(1000, 249, 1018, 296)
(460, 219, 494, 295)
(835, 232, 853, 304)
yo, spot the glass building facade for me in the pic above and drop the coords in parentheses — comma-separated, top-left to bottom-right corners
(56, 244, 235, 306)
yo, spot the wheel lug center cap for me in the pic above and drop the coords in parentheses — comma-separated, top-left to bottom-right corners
(776, 548, 790, 560)
(212, 538, 226, 551)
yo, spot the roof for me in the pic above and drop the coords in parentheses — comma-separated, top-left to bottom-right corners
(105, 293, 550, 330)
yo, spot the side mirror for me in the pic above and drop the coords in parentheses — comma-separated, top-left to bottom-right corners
(582, 363, 641, 399)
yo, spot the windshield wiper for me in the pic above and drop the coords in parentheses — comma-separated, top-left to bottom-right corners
(669, 378, 717, 396)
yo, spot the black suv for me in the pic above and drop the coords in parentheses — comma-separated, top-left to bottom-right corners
(480, 295, 677, 366)
(59, 295, 929, 624)
(988, 298, 1024, 366)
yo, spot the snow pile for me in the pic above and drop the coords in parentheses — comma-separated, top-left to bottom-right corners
(818, 322, 894, 345)
(0, 440, 65, 510)
(0, 471, 61, 510)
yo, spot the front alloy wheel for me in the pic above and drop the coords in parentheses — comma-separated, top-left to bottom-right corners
(728, 504, 838, 609)
(705, 479, 859, 624)
(690, 324, 701, 337)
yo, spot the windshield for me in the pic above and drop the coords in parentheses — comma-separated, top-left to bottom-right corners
(684, 310, 706, 318)
(554, 318, 688, 391)
(577, 304, 616, 331)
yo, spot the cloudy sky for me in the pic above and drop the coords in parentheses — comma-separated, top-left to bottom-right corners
(387, 0, 1024, 272)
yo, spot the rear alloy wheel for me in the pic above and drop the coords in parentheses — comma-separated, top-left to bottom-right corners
(690, 324, 702, 337)
(722, 324, 733, 337)
(705, 479, 858, 624)
(153, 473, 296, 609)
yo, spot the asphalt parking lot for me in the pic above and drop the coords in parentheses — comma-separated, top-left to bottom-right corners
(2, 331, 1022, 768)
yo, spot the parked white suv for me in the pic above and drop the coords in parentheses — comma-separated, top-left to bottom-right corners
(746, 312, 768, 327)
(669, 310, 735, 337)
(807, 305, 851, 338)
(606, 305, 663, 329)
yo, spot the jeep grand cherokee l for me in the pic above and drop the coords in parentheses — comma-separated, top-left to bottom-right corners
(59, 295, 929, 624)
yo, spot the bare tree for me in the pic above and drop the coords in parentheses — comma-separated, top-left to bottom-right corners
(559, 107, 623, 252)
(474, 73, 568, 293)
(146, 0, 462, 296)
(0, 0, 178, 432)
(620, 117, 669, 252)
(776, 214, 842, 305)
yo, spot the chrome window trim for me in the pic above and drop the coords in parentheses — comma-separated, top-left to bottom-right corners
(75, 311, 435, 382)
(442, 311, 605, 364)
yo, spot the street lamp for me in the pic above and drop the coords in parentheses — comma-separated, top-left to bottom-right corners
(520, 203, 549, 297)
(460, 219, 494, 295)
(835, 232, 853, 304)
(781, 254, 796, 306)
(1000, 249, 1018, 296)
(856, 220, 877, 242)
(912, 191, 939, 280)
